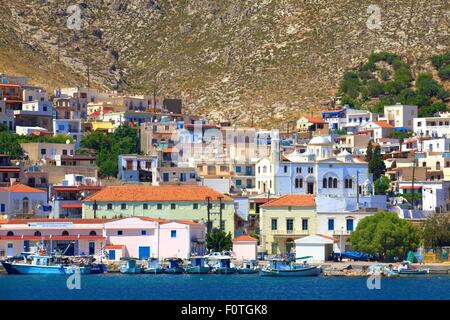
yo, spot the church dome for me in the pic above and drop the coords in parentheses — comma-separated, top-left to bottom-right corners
(309, 136, 332, 145)
(337, 150, 351, 157)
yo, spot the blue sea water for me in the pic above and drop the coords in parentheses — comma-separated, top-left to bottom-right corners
(0, 274, 449, 300)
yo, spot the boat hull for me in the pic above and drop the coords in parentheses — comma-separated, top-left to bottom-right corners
(1, 261, 85, 275)
(164, 267, 184, 274)
(260, 266, 321, 277)
(237, 268, 259, 274)
(144, 268, 164, 274)
(397, 269, 430, 275)
(185, 266, 210, 274)
(217, 267, 237, 274)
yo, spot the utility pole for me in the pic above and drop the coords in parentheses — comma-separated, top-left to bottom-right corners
(411, 158, 416, 209)
(206, 196, 212, 233)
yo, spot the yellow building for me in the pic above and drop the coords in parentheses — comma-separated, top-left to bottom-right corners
(259, 195, 317, 255)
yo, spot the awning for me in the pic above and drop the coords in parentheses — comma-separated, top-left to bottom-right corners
(0, 167, 20, 173)
(53, 187, 79, 191)
(400, 186, 422, 189)
(61, 203, 82, 209)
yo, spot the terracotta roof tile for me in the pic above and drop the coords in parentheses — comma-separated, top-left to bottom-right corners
(233, 235, 257, 242)
(374, 121, 394, 128)
(84, 185, 233, 202)
(0, 183, 45, 193)
(261, 195, 316, 207)
(305, 116, 327, 124)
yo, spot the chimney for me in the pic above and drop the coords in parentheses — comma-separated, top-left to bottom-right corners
(9, 178, 17, 187)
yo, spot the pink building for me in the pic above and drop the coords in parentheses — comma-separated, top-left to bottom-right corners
(0, 217, 206, 261)
(232, 235, 257, 261)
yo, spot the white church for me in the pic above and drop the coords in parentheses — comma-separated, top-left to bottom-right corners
(255, 135, 387, 212)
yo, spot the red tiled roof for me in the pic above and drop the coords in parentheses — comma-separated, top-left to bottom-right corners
(261, 195, 316, 207)
(305, 116, 327, 124)
(61, 203, 83, 209)
(400, 186, 422, 189)
(233, 235, 257, 242)
(317, 234, 338, 242)
(0, 235, 105, 240)
(374, 121, 394, 128)
(84, 185, 233, 202)
(160, 219, 202, 226)
(104, 245, 124, 249)
(0, 183, 45, 193)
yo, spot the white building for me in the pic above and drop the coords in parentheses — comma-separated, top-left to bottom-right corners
(413, 115, 450, 138)
(53, 119, 82, 149)
(0, 183, 48, 219)
(295, 234, 339, 262)
(0, 100, 14, 131)
(380, 103, 418, 130)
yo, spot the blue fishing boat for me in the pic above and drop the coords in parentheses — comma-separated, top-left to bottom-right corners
(211, 256, 237, 274)
(185, 257, 210, 274)
(260, 256, 321, 277)
(163, 258, 184, 274)
(119, 259, 142, 274)
(1, 255, 91, 275)
(144, 258, 164, 274)
(237, 260, 259, 274)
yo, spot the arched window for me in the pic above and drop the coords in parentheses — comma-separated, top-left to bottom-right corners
(328, 177, 333, 188)
(23, 197, 29, 214)
(62, 230, 69, 236)
(6, 231, 14, 236)
(333, 178, 338, 188)
(89, 230, 97, 236)
(263, 166, 267, 174)
(322, 178, 327, 188)
(295, 178, 303, 189)
(34, 231, 42, 236)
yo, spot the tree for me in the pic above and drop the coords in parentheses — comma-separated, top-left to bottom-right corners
(422, 213, 450, 248)
(366, 142, 386, 181)
(205, 228, 233, 252)
(0, 126, 24, 159)
(374, 176, 390, 195)
(349, 211, 421, 261)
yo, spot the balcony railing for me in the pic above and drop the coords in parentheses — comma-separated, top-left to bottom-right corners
(271, 229, 309, 237)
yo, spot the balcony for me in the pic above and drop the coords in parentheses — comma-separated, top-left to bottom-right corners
(333, 230, 352, 236)
(271, 229, 309, 237)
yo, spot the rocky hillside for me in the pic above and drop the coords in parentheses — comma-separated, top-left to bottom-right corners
(0, 0, 449, 127)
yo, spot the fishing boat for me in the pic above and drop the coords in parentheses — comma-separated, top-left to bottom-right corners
(210, 256, 237, 274)
(143, 258, 164, 274)
(394, 261, 430, 275)
(1, 254, 91, 275)
(119, 259, 142, 274)
(185, 257, 210, 274)
(260, 256, 321, 277)
(237, 260, 259, 274)
(163, 258, 184, 274)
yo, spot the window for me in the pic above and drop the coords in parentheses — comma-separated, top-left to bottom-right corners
(163, 173, 169, 182)
(117, 230, 123, 235)
(170, 203, 176, 210)
(107, 203, 112, 210)
(346, 219, 354, 232)
(157, 203, 162, 210)
(141, 230, 147, 235)
(34, 231, 42, 236)
(0, 204, 5, 212)
(40, 148, 46, 155)
(220, 203, 225, 209)
(143, 203, 148, 210)
(295, 178, 303, 188)
(220, 221, 225, 230)
(286, 219, 294, 231)
(333, 178, 338, 188)
(322, 178, 327, 188)
(296, 167, 301, 173)
(236, 179, 242, 186)
(302, 218, 308, 231)
(284, 166, 288, 173)
(121, 203, 126, 210)
(328, 218, 334, 231)
(89, 231, 97, 236)
(308, 167, 314, 174)
(236, 166, 241, 173)
(171, 230, 177, 238)
(271, 219, 277, 230)
(6, 231, 14, 236)
(193, 203, 199, 210)
(62, 230, 69, 236)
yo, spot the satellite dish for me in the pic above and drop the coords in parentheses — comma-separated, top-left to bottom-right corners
(66, 139, 70, 145)
(15, 162, 20, 166)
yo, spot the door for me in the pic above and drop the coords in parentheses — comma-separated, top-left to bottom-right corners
(108, 250, 116, 260)
(88, 242, 95, 255)
(23, 240, 30, 252)
(7, 242, 14, 257)
(307, 182, 314, 194)
(138, 246, 150, 260)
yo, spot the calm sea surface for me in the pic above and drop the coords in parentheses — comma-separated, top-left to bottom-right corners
(0, 273, 449, 300)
